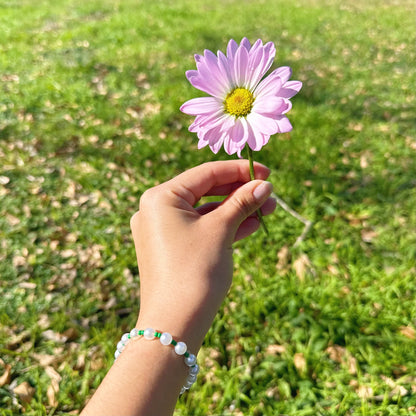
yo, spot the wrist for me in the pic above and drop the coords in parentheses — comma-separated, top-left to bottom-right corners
(136, 299, 218, 353)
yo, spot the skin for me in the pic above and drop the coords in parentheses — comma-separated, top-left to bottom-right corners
(81, 160, 276, 416)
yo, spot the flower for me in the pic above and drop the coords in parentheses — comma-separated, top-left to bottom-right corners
(180, 38, 302, 157)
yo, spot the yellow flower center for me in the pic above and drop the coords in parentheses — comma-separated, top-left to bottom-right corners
(224, 88, 254, 117)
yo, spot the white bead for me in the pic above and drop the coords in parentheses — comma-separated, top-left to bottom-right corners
(186, 373, 197, 383)
(180, 386, 187, 395)
(116, 341, 125, 352)
(189, 364, 199, 375)
(130, 328, 139, 338)
(114, 350, 121, 359)
(144, 328, 155, 340)
(184, 353, 196, 366)
(174, 341, 187, 355)
(160, 332, 172, 346)
(184, 378, 194, 388)
(121, 333, 130, 342)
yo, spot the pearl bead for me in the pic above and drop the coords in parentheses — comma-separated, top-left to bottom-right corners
(187, 373, 197, 383)
(121, 333, 130, 343)
(144, 328, 155, 340)
(130, 328, 139, 338)
(184, 378, 194, 388)
(189, 364, 199, 375)
(174, 341, 187, 355)
(114, 350, 121, 359)
(180, 387, 187, 395)
(184, 353, 196, 366)
(116, 341, 125, 352)
(160, 332, 172, 346)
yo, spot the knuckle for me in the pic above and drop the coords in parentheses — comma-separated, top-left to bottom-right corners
(130, 210, 141, 230)
(139, 187, 160, 209)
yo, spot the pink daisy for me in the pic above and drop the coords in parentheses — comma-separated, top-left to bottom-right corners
(180, 38, 302, 157)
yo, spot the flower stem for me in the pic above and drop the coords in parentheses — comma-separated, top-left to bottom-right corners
(246, 146, 269, 235)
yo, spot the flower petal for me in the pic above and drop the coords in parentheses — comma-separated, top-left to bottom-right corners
(197, 137, 209, 149)
(201, 49, 232, 93)
(247, 112, 279, 136)
(275, 115, 293, 133)
(253, 71, 283, 99)
(240, 37, 252, 52)
(189, 110, 228, 134)
(199, 125, 225, 154)
(186, 52, 231, 98)
(210, 135, 225, 154)
(227, 39, 239, 60)
(273, 66, 292, 84)
(180, 97, 221, 115)
(253, 96, 287, 115)
(223, 118, 248, 155)
(232, 43, 249, 87)
(248, 41, 276, 89)
(279, 80, 303, 98)
(244, 118, 263, 151)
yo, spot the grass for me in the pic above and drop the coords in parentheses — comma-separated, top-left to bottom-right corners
(0, 0, 415, 414)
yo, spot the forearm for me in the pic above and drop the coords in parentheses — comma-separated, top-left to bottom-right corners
(81, 301, 215, 416)
(81, 335, 186, 416)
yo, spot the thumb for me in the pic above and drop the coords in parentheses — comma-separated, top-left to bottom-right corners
(216, 180, 273, 232)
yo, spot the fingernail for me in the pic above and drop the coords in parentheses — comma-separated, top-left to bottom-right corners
(253, 181, 273, 202)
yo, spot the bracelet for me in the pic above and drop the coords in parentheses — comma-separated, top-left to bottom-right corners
(114, 328, 199, 394)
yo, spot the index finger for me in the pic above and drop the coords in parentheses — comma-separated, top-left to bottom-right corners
(164, 160, 271, 206)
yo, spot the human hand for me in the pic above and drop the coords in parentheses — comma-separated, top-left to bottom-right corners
(130, 160, 276, 351)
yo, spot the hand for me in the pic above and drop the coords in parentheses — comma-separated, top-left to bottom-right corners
(131, 160, 276, 351)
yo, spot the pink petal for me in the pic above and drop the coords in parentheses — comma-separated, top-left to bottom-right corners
(247, 112, 279, 135)
(203, 126, 225, 154)
(201, 49, 232, 92)
(187, 76, 221, 98)
(245, 44, 265, 90)
(232, 43, 249, 87)
(197, 137, 209, 149)
(273, 66, 292, 84)
(223, 119, 248, 155)
(240, 37, 252, 51)
(227, 39, 239, 59)
(190, 111, 229, 134)
(185, 70, 199, 81)
(180, 97, 221, 115)
(186, 51, 232, 98)
(253, 96, 287, 115)
(217, 50, 232, 85)
(279, 80, 303, 98)
(245, 119, 265, 151)
(281, 99, 292, 114)
(211, 133, 225, 154)
(254, 71, 283, 99)
(275, 115, 293, 133)
(194, 65, 226, 98)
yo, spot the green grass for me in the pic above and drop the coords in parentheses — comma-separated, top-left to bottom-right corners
(1, 0, 415, 414)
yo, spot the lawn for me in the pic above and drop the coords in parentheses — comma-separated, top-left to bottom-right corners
(0, 0, 415, 415)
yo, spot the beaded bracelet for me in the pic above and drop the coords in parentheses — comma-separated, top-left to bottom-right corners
(114, 328, 199, 394)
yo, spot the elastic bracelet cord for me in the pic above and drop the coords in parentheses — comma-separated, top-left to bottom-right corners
(114, 328, 199, 394)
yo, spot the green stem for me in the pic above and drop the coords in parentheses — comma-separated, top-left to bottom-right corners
(246, 146, 269, 235)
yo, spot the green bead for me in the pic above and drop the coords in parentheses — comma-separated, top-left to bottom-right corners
(155, 332, 161, 338)
(184, 351, 190, 358)
(138, 330, 144, 335)
(171, 340, 177, 346)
